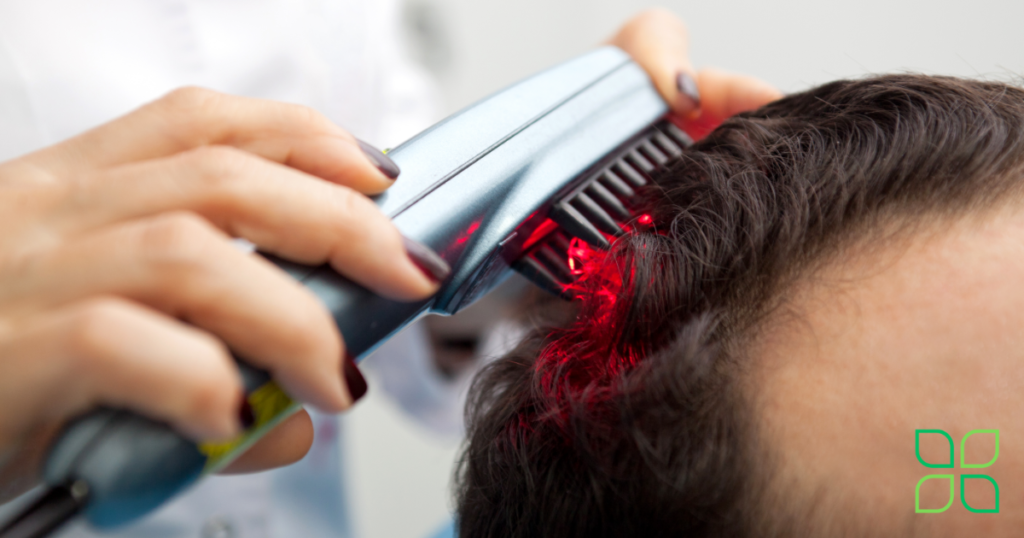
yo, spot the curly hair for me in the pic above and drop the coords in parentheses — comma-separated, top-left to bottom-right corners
(455, 75, 1024, 538)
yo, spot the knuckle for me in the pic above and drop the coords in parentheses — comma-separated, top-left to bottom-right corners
(178, 334, 236, 421)
(65, 298, 134, 363)
(156, 87, 225, 144)
(182, 145, 253, 181)
(186, 328, 232, 365)
(139, 212, 223, 273)
(287, 103, 333, 131)
(172, 331, 236, 424)
(329, 185, 381, 225)
(274, 291, 339, 363)
(327, 184, 361, 216)
(327, 187, 401, 254)
(184, 373, 236, 421)
(160, 86, 222, 116)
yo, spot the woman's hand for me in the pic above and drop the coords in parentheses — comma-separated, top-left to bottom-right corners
(0, 88, 448, 499)
(608, 9, 783, 139)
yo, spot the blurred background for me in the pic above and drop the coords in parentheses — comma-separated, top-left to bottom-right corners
(411, 0, 1024, 116)
(345, 1, 1024, 537)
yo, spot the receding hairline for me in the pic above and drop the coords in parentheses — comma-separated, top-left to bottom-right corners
(737, 193, 1024, 537)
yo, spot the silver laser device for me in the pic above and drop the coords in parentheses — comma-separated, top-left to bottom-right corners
(0, 46, 690, 537)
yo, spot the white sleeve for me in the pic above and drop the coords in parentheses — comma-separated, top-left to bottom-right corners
(369, 0, 441, 148)
(320, 0, 440, 149)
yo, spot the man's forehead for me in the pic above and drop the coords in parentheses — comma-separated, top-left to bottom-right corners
(747, 206, 1024, 534)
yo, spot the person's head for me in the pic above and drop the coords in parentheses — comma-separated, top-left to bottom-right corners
(456, 74, 1024, 537)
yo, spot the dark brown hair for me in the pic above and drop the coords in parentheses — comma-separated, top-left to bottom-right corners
(455, 75, 1024, 538)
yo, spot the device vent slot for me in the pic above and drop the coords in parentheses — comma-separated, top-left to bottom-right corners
(551, 201, 610, 249)
(533, 243, 571, 281)
(651, 131, 683, 158)
(585, 181, 630, 220)
(598, 170, 635, 199)
(613, 160, 648, 187)
(571, 192, 623, 237)
(658, 121, 694, 148)
(513, 255, 570, 299)
(625, 149, 655, 175)
(638, 139, 669, 166)
(513, 122, 693, 299)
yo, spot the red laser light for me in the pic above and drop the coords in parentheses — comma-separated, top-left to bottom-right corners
(523, 210, 668, 435)
(454, 219, 483, 245)
(521, 218, 559, 251)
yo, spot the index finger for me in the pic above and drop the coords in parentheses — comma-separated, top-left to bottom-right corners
(14, 88, 400, 194)
(608, 9, 783, 137)
(608, 9, 698, 116)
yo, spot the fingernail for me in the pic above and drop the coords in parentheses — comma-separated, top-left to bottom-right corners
(239, 396, 255, 429)
(343, 353, 368, 403)
(676, 72, 701, 112)
(357, 139, 401, 180)
(403, 236, 451, 283)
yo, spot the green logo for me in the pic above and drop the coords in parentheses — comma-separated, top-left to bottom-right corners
(914, 429, 999, 514)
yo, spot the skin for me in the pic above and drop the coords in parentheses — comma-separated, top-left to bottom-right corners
(0, 89, 442, 498)
(607, 8, 783, 138)
(0, 8, 779, 500)
(753, 204, 1024, 536)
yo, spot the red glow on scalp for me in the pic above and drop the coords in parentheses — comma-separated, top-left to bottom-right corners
(533, 231, 645, 429)
(519, 206, 670, 437)
(562, 239, 621, 324)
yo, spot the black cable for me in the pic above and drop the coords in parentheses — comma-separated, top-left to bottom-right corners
(0, 482, 88, 538)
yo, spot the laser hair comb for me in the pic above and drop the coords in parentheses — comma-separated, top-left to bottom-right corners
(0, 46, 691, 537)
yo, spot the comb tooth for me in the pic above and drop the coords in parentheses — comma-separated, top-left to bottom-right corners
(551, 202, 610, 249)
(536, 244, 575, 282)
(599, 170, 636, 198)
(513, 255, 572, 299)
(652, 131, 683, 158)
(627, 149, 655, 174)
(640, 139, 669, 167)
(614, 160, 648, 187)
(660, 122, 694, 148)
(585, 181, 631, 221)
(571, 192, 623, 236)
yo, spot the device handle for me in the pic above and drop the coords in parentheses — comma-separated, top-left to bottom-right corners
(36, 255, 431, 530)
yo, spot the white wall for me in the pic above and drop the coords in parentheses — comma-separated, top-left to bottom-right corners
(408, 0, 1024, 116)
(345, 2, 1024, 537)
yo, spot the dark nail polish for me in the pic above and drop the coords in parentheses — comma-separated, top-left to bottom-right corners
(357, 139, 401, 180)
(343, 353, 368, 403)
(676, 72, 701, 110)
(239, 397, 255, 429)
(403, 236, 451, 283)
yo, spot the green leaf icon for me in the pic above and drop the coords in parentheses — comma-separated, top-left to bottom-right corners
(960, 430, 999, 469)
(915, 429, 954, 468)
(960, 474, 1000, 513)
(915, 475, 954, 513)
